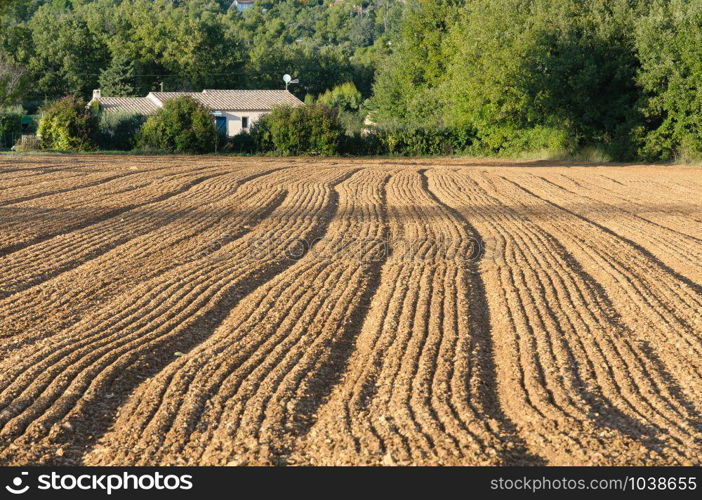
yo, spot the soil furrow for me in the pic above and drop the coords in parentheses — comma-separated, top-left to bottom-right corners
(0, 157, 699, 466)
(0, 167, 280, 299)
(84, 168, 387, 465)
(0, 169, 353, 465)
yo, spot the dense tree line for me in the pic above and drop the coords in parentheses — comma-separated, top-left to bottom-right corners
(0, 0, 401, 106)
(370, 0, 702, 161)
(2, 0, 702, 160)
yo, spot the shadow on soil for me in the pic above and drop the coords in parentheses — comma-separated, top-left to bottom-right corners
(419, 170, 546, 465)
(280, 174, 391, 464)
(41, 171, 360, 466)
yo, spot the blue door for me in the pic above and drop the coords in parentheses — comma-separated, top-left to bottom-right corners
(215, 116, 227, 135)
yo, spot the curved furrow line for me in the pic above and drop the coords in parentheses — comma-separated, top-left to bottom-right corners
(567, 172, 702, 240)
(314, 174, 444, 464)
(561, 171, 702, 240)
(0, 172, 129, 206)
(646, 176, 702, 203)
(292, 170, 526, 466)
(0, 168, 351, 465)
(0, 171, 90, 192)
(0, 167, 339, 352)
(495, 173, 702, 392)
(477, 173, 702, 458)
(0, 166, 306, 348)
(532, 174, 702, 284)
(0, 184, 287, 351)
(457, 174, 619, 426)
(0, 167, 280, 299)
(0, 166, 66, 180)
(0, 165, 231, 255)
(0, 162, 184, 207)
(503, 175, 702, 394)
(427, 169, 666, 464)
(438, 169, 702, 462)
(84, 168, 389, 466)
(508, 174, 702, 312)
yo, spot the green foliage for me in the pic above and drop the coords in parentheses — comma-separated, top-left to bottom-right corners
(99, 52, 138, 97)
(371, 0, 649, 160)
(137, 96, 217, 153)
(23, 2, 109, 98)
(104, 0, 246, 92)
(37, 95, 97, 151)
(368, 0, 458, 127)
(636, 0, 702, 161)
(375, 125, 474, 156)
(0, 104, 22, 148)
(233, 0, 403, 98)
(317, 81, 365, 134)
(0, 51, 26, 106)
(317, 82, 363, 112)
(7, 0, 702, 160)
(97, 111, 145, 150)
(338, 131, 385, 156)
(261, 103, 344, 155)
(1, 0, 401, 104)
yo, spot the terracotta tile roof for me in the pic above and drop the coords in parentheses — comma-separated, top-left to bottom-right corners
(95, 90, 303, 115)
(150, 90, 303, 111)
(96, 97, 160, 115)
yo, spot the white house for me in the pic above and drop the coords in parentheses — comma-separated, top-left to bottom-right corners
(89, 89, 303, 137)
(230, 0, 255, 12)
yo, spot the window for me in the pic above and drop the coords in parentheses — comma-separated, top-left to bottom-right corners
(241, 116, 249, 129)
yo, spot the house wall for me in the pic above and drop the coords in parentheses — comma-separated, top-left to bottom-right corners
(225, 111, 268, 137)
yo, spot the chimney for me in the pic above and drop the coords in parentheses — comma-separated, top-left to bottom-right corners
(93, 89, 101, 100)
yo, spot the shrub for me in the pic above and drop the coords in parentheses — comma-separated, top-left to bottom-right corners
(467, 125, 573, 158)
(247, 115, 274, 153)
(375, 126, 475, 156)
(37, 96, 97, 151)
(138, 96, 218, 153)
(266, 104, 344, 156)
(224, 116, 274, 154)
(339, 131, 386, 156)
(97, 112, 146, 151)
(224, 131, 256, 154)
(0, 105, 23, 149)
(317, 82, 363, 112)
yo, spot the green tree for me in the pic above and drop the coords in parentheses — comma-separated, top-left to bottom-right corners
(97, 111, 146, 150)
(99, 52, 138, 97)
(446, 0, 644, 156)
(0, 104, 23, 148)
(317, 82, 362, 112)
(25, 2, 109, 98)
(636, 0, 702, 160)
(0, 51, 25, 105)
(138, 96, 218, 153)
(107, 0, 246, 92)
(368, 0, 460, 127)
(37, 95, 98, 151)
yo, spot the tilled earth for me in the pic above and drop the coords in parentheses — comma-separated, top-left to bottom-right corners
(0, 154, 700, 466)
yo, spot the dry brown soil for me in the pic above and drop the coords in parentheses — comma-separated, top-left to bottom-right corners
(0, 155, 700, 466)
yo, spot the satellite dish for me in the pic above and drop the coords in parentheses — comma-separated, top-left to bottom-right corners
(283, 74, 292, 83)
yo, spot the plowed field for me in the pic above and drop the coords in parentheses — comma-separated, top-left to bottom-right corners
(1, 155, 700, 466)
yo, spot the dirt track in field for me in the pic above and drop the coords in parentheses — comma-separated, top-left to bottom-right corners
(0, 155, 700, 466)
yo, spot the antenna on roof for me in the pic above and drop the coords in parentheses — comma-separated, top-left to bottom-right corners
(283, 74, 298, 91)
